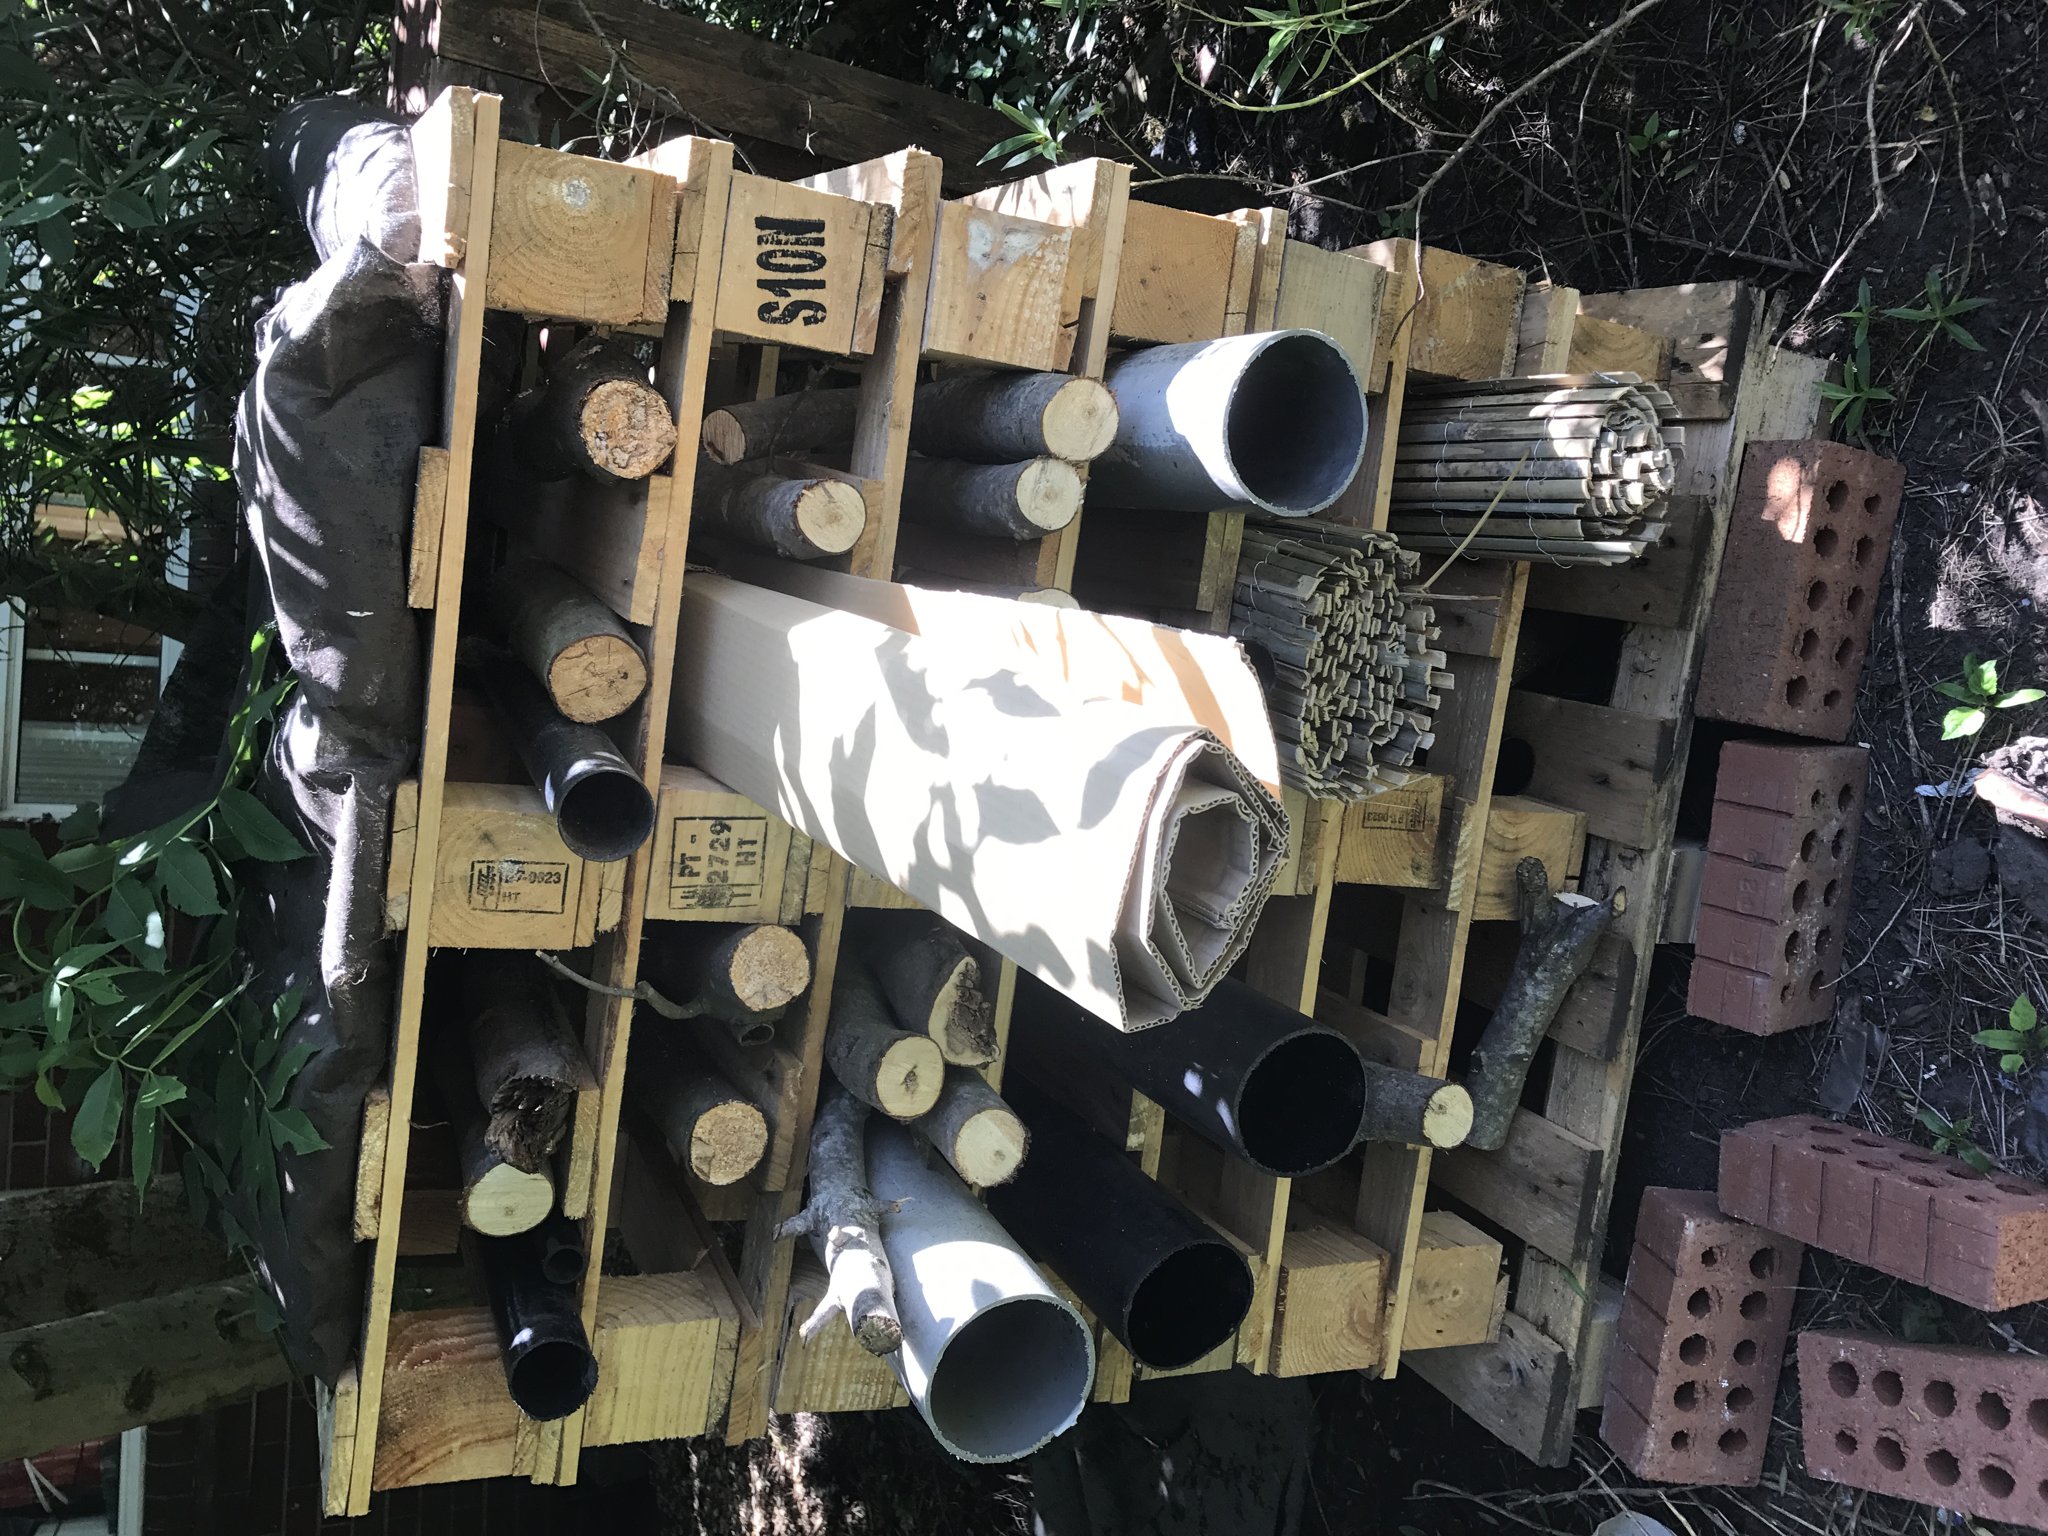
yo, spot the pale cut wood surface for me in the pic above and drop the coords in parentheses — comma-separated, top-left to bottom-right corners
(1359, 241, 1524, 382)
(582, 1272, 731, 1445)
(922, 201, 1072, 369)
(1401, 1210, 1506, 1351)
(1112, 200, 1244, 343)
(487, 141, 667, 324)
(1266, 1224, 1389, 1377)
(1472, 795, 1588, 922)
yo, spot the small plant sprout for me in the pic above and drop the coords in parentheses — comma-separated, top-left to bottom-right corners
(1916, 1106, 1994, 1173)
(1972, 994, 2040, 1076)
(1820, 0, 1898, 46)
(1626, 111, 1681, 159)
(1883, 268, 1990, 353)
(1820, 280, 1895, 440)
(1935, 653, 2043, 740)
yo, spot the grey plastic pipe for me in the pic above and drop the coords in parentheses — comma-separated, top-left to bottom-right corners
(866, 1123, 1095, 1463)
(1090, 329, 1369, 517)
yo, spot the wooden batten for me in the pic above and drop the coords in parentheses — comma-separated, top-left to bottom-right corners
(1401, 1211, 1507, 1351)
(486, 141, 677, 325)
(508, 471, 671, 628)
(583, 1272, 733, 1445)
(645, 765, 798, 924)
(1358, 241, 1525, 383)
(1333, 775, 1446, 887)
(1111, 200, 1256, 344)
(1500, 694, 1677, 849)
(1471, 795, 1588, 921)
(921, 201, 1073, 369)
(372, 1309, 523, 1491)
(1266, 1223, 1389, 1377)
(1267, 238, 1387, 392)
(407, 448, 450, 608)
(714, 173, 889, 356)
(771, 1255, 909, 1413)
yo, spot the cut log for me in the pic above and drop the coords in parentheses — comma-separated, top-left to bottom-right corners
(776, 1084, 902, 1354)
(868, 915, 997, 1067)
(911, 1068, 1028, 1188)
(486, 558, 649, 724)
(701, 389, 862, 466)
(1462, 857, 1619, 1151)
(825, 961, 945, 1120)
(1361, 1063, 1474, 1149)
(428, 1015, 556, 1237)
(631, 1034, 770, 1186)
(461, 951, 597, 1175)
(642, 922, 813, 1046)
(693, 459, 867, 559)
(507, 335, 676, 482)
(909, 372, 1118, 463)
(899, 456, 1082, 540)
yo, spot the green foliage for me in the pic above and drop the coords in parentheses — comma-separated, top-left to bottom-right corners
(1626, 111, 1678, 158)
(1934, 652, 2042, 740)
(1819, 280, 1896, 441)
(1973, 994, 2041, 1077)
(1916, 1107, 1993, 1173)
(1244, 0, 1370, 107)
(1819, 0, 1898, 47)
(982, 78, 1102, 168)
(1883, 267, 1989, 353)
(0, 626, 322, 1244)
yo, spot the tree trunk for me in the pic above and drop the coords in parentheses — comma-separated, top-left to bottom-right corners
(869, 916, 997, 1067)
(641, 923, 812, 1045)
(692, 460, 867, 559)
(631, 1034, 769, 1186)
(1463, 857, 1618, 1151)
(899, 456, 1082, 540)
(700, 389, 863, 466)
(462, 952, 597, 1175)
(776, 1083, 902, 1354)
(427, 1019, 556, 1238)
(910, 371, 1118, 463)
(1360, 1063, 1474, 1148)
(508, 335, 676, 483)
(486, 558, 648, 723)
(825, 961, 945, 1120)
(911, 1067, 1028, 1187)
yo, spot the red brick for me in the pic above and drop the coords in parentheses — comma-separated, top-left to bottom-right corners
(1698, 440, 1905, 740)
(1797, 1330, 2048, 1527)
(1720, 1116, 2048, 1309)
(1599, 1188, 1802, 1486)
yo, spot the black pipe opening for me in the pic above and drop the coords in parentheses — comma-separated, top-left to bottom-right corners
(553, 755, 656, 862)
(1236, 1029, 1370, 1176)
(1225, 334, 1366, 514)
(1127, 1241, 1255, 1370)
(506, 1336, 601, 1420)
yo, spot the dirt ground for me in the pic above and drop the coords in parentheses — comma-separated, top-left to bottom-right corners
(649, 2, 2048, 1531)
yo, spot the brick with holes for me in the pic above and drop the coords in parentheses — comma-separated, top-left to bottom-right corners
(1797, 1331, 2048, 1526)
(1697, 439, 1904, 740)
(1720, 1115, 2048, 1310)
(1600, 1188, 1801, 1485)
(1688, 742, 1866, 1035)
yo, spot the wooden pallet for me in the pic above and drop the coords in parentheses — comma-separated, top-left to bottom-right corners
(1408, 282, 1831, 1464)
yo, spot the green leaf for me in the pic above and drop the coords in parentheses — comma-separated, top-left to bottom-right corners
(271, 984, 306, 1031)
(1942, 706, 1987, 740)
(2014, 995, 2038, 1032)
(57, 803, 100, 842)
(161, 130, 221, 173)
(156, 839, 223, 916)
(0, 192, 75, 229)
(1973, 1029, 2027, 1050)
(131, 1097, 159, 1196)
(979, 130, 1041, 165)
(98, 186, 157, 229)
(1967, 654, 1999, 695)
(44, 975, 73, 1043)
(265, 1042, 316, 1107)
(2002, 1053, 2029, 1074)
(268, 1106, 326, 1156)
(1962, 1146, 1994, 1174)
(139, 1071, 187, 1110)
(1996, 688, 2045, 709)
(214, 788, 305, 862)
(1935, 680, 1980, 703)
(72, 1064, 125, 1170)
(1943, 319, 1985, 352)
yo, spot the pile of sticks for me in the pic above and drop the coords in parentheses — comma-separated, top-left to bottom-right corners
(1231, 520, 1446, 799)
(1386, 373, 1682, 566)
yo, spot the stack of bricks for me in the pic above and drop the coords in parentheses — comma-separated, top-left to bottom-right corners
(1797, 1331, 2048, 1526)
(1688, 741, 1867, 1034)
(1601, 1188, 1802, 1484)
(1720, 1115, 2048, 1310)
(1696, 439, 1905, 741)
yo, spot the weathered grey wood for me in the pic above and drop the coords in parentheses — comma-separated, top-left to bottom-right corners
(429, 1016, 557, 1235)
(909, 372, 1118, 463)
(693, 459, 867, 559)
(910, 1067, 1027, 1187)
(463, 952, 596, 1174)
(1361, 1062, 1474, 1149)
(643, 923, 812, 1046)
(825, 961, 945, 1120)
(899, 456, 1082, 541)
(777, 1084, 901, 1353)
(0, 1178, 236, 1330)
(508, 335, 674, 483)
(632, 1033, 769, 1186)
(868, 916, 997, 1067)
(701, 390, 861, 466)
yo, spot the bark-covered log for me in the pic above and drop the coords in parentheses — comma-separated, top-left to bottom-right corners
(776, 1083, 902, 1354)
(507, 335, 676, 483)
(911, 1067, 1028, 1187)
(427, 1017, 556, 1238)
(825, 961, 945, 1120)
(693, 460, 867, 559)
(1360, 1062, 1474, 1148)
(462, 952, 597, 1175)
(1463, 857, 1618, 1151)
(869, 916, 997, 1067)
(630, 1033, 769, 1186)
(909, 371, 1118, 463)
(700, 389, 862, 466)
(641, 923, 813, 1047)
(486, 558, 648, 723)
(899, 456, 1083, 540)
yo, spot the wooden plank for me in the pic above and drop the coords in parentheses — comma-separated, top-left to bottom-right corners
(1432, 1110, 1603, 1267)
(372, 1309, 521, 1491)
(1525, 493, 1708, 627)
(713, 174, 875, 354)
(386, 780, 594, 949)
(1573, 1273, 1626, 1410)
(921, 201, 1072, 369)
(1513, 281, 1578, 373)
(1579, 282, 1755, 420)
(512, 472, 669, 628)
(1405, 1309, 1574, 1461)
(407, 448, 450, 609)
(1324, 249, 1414, 529)
(0, 1179, 240, 1327)
(1358, 242, 1524, 382)
(1567, 312, 1673, 383)
(645, 764, 794, 923)
(1501, 694, 1676, 848)
(1112, 200, 1241, 344)
(1266, 1224, 1389, 1377)
(488, 141, 669, 324)
(318, 1368, 357, 1516)
(582, 1272, 731, 1444)
(1461, 924, 1635, 1061)
(1272, 240, 1386, 389)
(352, 1087, 391, 1242)
(1471, 795, 1587, 921)
(1332, 775, 1445, 887)
(1402, 1211, 1506, 1351)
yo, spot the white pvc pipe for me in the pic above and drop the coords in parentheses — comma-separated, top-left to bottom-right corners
(867, 1123, 1095, 1463)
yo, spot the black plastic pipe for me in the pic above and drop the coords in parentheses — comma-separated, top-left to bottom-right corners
(1013, 976, 1368, 1177)
(987, 1078, 1253, 1371)
(537, 1213, 588, 1287)
(481, 653, 654, 862)
(475, 1222, 599, 1420)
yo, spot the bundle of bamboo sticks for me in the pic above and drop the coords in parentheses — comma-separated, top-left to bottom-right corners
(1231, 520, 1447, 800)
(1387, 373, 1682, 566)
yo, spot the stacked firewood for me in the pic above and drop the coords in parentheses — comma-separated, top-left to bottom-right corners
(1387, 373, 1682, 566)
(1231, 519, 1447, 799)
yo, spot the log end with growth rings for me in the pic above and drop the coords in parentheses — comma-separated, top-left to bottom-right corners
(580, 377, 676, 480)
(463, 1163, 556, 1236)
(950, 1105, 1029, 1188)
(688, 1098, 770, 1186)
(1420, 1082, 1475, 1149)
(727, 924, 813, 1013)
(546, 633, 650, 724)
(1013, 458, 1085, 533)
(794, 479, 868, 556)
(1038, 376, 1119, 463)
(874, 1034, 945, 1120)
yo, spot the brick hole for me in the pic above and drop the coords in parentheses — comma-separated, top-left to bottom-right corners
(1814, 526, 1840, 556)
(1779, 982, 1794, 1003)
(2029, 1398, 2048, 1438)
(1700, 1245, 1723, 1267)
(1874, 1436, 1907, 1471)
(1748, 1247, 1778, 1279)
(1908, 1175, 1940, 1187)
(1926, 1448, 1962, 1487)
(1925, 1380, 1957, 1417)
(1817, 926, 1834, 953)
(1995, 1182, 2038, 1197)
(1739, 1291, 1769, 1320)
(1980, 1465, 2016, 1500)
(1784, 930, 1804, 963)
(1856, 1160, 1891, 1171)
(1809, 970, 1826, 999)
(1847, 586, 1867, 617)
(1874, 1370, 1904, 1406)
(1811, 1142, 1843, 1154)
(1834, 636, 1854, 666)
(1901, 1152, 1940, 1165)
(1796, 628, 1820, 660)
(1837, 784, 1855, 812)
(1823, 687, 1842, 708)
(1806, 580, 1829, 610)
(1670, 1429, 1691, 1451)
(1831, 827, 1846, 857)
(1824, 878, 1841, 906)
(1850, 1136, 1884, 1148)
(1726, 1385, 1756, 1413)
(1734, 1340, 1758, 1368)
(1800, 831, 1819, 861)
(1809, 787, 1824, 810)
(1687, 1287, 1714, 1318)
(1790, 880, 1811, 911)
(1862, 493, 1881, 517)
(1835, 1429, 1859, 1456)
(1680, 1334, 1710, 1365)
(1948, 1165, 1985, 1182)
(1963, 1193, 1989, 1204)
(1978, 1391, 2012, 1431)
(1811, 1123, 1845, 1134)
(1718, 1428, 1748, 1455)
(1674, 1381, 1700, 1410)
(1853, 535, 1874, 566)
(1825, 481, 1850, 513)
(1786, 676, 1810, 706)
